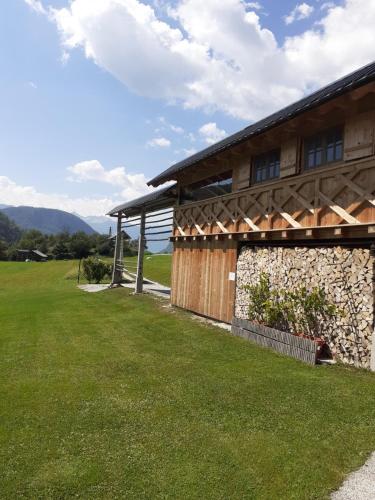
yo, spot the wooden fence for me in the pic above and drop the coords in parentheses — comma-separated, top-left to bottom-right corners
(231, 318, 320, 365)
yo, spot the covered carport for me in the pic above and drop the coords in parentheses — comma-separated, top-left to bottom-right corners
(107, 184, 177, 293)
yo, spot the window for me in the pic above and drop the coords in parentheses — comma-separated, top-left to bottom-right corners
(305, 128, 343, 170)
(180, 173, 232, 204)
(253, 150, 280, 184)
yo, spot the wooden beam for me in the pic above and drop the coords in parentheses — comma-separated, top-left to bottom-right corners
(236, 205, 260, 231)
(216, 220, 229, 233)
(286, 186, 315, 214)
(173, 216, 186, 236)
(319, 190, 360, 224)
(111, 214, 123, 285)
(271, 198, 302, 228)
(338, 174, 375, 206)
(135, 209, 146, 294)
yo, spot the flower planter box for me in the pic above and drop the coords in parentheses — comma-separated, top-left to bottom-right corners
(231, 317, 321, 365)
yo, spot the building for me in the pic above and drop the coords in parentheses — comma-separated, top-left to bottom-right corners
(111, 61, 375, 369)
(16, 249, 48, 262)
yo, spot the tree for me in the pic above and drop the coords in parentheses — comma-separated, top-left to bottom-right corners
(69, 232, 92, 259)
(0, 239, 8, 260)
(69, 232, 92, 283)
(18, 230, 47, 253)
(53, 241, 71, 260)
(96, 235, 114, 257)
(0, 213, 22, 244)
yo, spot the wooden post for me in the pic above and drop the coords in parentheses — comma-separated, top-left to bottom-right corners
(111, 213, 123, 285)
(135, 209, 146, 294)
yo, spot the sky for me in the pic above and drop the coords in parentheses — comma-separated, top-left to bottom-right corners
(0, 0, 374, 217)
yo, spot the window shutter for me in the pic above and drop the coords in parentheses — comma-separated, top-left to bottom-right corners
(344, 111, 375, 161)
(232, 160, 250, 191)
(280, 138, 299, 178)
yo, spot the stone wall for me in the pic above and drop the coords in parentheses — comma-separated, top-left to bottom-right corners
(235, 245, 374, 369)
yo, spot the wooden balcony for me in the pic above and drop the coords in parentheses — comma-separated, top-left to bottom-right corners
(172, 156, 375, 243)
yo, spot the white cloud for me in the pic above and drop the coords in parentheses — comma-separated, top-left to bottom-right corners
(28, 81, 37, 89)
(67, 159, 153, 200)
(199, 122, 227, 145)
(0, 175, 119, 217)
(61, 50, 70, 64)
(284, 3, 314, 24)
(0, 160, 157, 216)
(158, 116, 184, 133)
(26, 0, 375, 121)
(147, 137, 171, 147)
(320, 2, 336, 11)
(182, 147, 197, 156)
(170, 124, 184, 134)
(246, 2, 262, 10)
(24, 0, 46, 15)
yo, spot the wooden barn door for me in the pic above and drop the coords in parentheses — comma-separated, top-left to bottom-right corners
(171, 240, 237, 323)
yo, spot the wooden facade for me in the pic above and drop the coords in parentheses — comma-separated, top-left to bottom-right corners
(172, 156, 375, 241)
(171, 239, 237, 323)
(107, 67, 375, 325)
(167, 83, 375, 322)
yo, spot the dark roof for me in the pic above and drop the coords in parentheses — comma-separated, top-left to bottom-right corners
(107, 184, 177, 217)
(32, 250, 48, 258)
(149, 60, 375, 186)
(17, 249, 48, 258)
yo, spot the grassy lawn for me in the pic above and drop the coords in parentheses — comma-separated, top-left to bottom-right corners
(1, 261, 375, 499)
(124, 254, 172, 286)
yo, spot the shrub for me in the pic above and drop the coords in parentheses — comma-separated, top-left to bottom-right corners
(244, 273, 271, 324)
(245, 274, 339, 337)
(82, 257, 112, 284)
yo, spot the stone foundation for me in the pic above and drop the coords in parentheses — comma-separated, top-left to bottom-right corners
(235, 245, 374, 369)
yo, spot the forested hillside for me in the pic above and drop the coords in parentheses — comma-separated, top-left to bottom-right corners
(0, 212, 22, 244)
(0, 206, 96, 235)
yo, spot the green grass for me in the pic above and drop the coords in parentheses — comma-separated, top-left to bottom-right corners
(125, 254, 171, 286)
(1, 260, 375, 499)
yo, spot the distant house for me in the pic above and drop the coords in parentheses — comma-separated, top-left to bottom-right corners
(16, 249, 48, 262)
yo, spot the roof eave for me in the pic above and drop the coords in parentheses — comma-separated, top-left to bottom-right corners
(147, 61, 375, 187)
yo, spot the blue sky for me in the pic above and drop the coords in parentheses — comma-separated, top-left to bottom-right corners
(0, 0, 371, 217)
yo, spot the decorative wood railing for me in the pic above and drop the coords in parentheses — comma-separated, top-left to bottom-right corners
(172, 157, 375, 241)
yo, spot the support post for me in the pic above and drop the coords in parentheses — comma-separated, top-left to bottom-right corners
(135, 209, 146, 294)
(111, 213, 123, 285)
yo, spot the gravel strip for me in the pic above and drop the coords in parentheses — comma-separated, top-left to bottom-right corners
(332, 452, 375, 499)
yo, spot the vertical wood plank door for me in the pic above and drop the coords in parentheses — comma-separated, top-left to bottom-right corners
(171, 240, 238, 323)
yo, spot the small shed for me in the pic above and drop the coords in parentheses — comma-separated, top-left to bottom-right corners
(16, 249, 48, 262)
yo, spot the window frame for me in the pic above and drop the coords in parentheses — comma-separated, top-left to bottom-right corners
(303, 126, 344, 171)
(179, 171, 233, 204)
(251, 149, 281, 185)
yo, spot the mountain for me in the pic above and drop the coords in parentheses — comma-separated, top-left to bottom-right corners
(0, 206, 96, 235)
(160, 242, 173, 254)
(78, 215, 117, 236)
(0, 212, 22, 243)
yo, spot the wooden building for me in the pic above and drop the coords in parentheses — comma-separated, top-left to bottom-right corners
(111, 61, 375, 368)
(16, 249, 48, 262)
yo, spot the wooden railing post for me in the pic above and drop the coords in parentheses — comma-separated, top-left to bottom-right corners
(111, 213, 123, 285)
(135, 209, 146, 294)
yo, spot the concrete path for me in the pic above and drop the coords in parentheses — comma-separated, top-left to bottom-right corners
(78, 280, 171, 299)
(78, 284, 110, 293)
(331, 452, 375, 499)
(120, 281, 171, 299)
